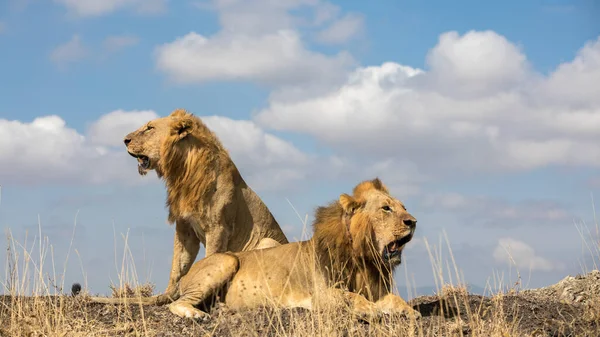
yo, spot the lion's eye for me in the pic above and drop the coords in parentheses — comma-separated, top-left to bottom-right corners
(382, 205, 392, 212)
(145, 125, 154, 132)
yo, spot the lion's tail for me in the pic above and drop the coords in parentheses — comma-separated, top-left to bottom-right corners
(83, 284, 180, 306)
(89, 293, 178, 305)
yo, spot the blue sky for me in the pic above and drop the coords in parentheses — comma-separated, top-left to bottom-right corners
(0, 0, 599, 298)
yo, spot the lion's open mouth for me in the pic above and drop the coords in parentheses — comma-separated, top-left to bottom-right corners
(137, 155, 150, 170)
(383, 233, 413, 261)
(128, 152, 151, 174)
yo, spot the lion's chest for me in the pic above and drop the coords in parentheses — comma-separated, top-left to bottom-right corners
(181, 214, 211, 241)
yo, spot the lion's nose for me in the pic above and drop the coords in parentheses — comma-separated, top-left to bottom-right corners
(124, 137, 131, 146)
(403, 219, 416, 228)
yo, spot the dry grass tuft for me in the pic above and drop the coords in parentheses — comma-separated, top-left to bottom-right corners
(438, 284, 469, 299)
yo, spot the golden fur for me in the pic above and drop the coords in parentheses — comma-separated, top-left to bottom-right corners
(93, 178, 420, 320)
(92, 109, 288, 305)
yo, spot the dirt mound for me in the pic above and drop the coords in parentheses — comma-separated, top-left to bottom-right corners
(522, 270, 600, 304)
(1, 271, 600, 336)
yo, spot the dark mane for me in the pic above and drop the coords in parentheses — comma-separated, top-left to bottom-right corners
(312, 200, 353, 262)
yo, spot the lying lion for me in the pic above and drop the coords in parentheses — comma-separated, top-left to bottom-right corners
(92, 178, 420, 320)
(108, 108, 289, 304)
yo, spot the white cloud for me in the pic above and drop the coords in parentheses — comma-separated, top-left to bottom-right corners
(54, 0, 167, 17)
(209, 0, 314, 35)
(155, 30, 353, 86)
(493, 238, 560, 272)
(316, 13, 364, 44)
(155, 0, 355, 87)
(50, 35, 88, 66)
(257, 62, 423, 134)
(0, 115, 136, 185)
(201, 116, 312, 190)
(202, 116, 308, 166)
(87, 110, 159, 147)
(536, 36, 600, 108)
(255, 31, 600, 175)
(102, 35, 139, 53)
(422, 30, 530, 97)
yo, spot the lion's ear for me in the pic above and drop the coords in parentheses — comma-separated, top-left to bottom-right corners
(371, 177, 389, 193)
(339, 193, 359, 214)
(171, 116, 194, 140)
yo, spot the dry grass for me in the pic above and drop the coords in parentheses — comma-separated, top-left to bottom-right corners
(1, 212, 599, 337)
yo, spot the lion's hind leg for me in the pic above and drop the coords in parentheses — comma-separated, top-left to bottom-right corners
(168, 253, 239, 319)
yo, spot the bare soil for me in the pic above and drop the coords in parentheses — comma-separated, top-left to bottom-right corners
(1, 271, 599, 337)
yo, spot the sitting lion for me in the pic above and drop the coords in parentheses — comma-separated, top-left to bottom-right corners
(93, 178, 420, 320)
(96, 108, 289, 304)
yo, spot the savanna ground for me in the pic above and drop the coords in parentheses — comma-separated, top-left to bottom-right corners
(1, 219, 600, 336)
(2, 270, 600, 337)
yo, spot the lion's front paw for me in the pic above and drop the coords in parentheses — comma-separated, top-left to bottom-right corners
(186, 309, 210, 320)
(374, 294, 421, 320)
(381, 304, 422, 320)
(168, 302, 210, 320)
